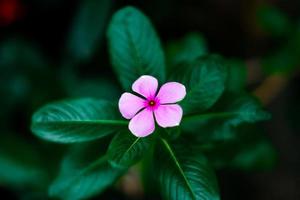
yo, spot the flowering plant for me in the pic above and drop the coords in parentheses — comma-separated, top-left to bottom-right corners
(30, 6, 273, 200)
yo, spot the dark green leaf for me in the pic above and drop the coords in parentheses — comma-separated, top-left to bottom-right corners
(155, 137, 220, 200)
(107, 6, 166, 90)
(182, 94, 270, 141)
(170, 55, 227, 115)
(49, 142, 124, 200)
(31, 98, 127, 143)
(67, 0, 112, 61)
(166, 32, 207, 70)
(107, 131, 153, 169)
(0, 134, 48, 189)
(226, 59, 247, 93)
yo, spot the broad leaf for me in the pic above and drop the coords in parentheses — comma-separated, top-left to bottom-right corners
(170, 55, 227, 114)
(155, 138, 220, 200)
(49, 142, 124, 200)
(166, 32, 207, 70)
(31, 98, 127, 143)
(107, 6, 166, 90)
(107, 131, 153, 169)
(66, 0, 112, 61)
(182, 94, 270, 141)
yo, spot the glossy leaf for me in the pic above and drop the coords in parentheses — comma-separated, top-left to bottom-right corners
(155, 138, 220, 200)
(107, 131, 153, 169)
(170, 55, 227, 115)
(31, 98, 127, 143)
(67, 0, 112, 61)
(49, 143, 124, 200)
(107, 6, 166, 90)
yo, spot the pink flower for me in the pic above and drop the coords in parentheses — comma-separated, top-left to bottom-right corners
(119, 75, 186, 137)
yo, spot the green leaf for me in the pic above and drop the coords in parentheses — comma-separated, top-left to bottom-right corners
(170, 55, 227, 114)
(226, 59, 247, 93)
(67, 0, 112, 61)
(182, 94, 270, 141)
(0, 134, 48, 190)
(107, 6, 166, 90)
(31, 98, 127, 143)
(107, 131, 153, 169)
(166, 32, 207, 70)
(257, 4, 292, 37)
(49, 142, 124, 200)
(155, 137, 220, 200)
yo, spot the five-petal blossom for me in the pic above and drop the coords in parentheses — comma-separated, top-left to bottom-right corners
(118, 75, 186, 137)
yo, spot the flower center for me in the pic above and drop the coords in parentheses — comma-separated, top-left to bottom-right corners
(148, 100, 156, 107)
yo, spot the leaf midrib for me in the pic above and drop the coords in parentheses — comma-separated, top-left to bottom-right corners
(160, 137, 197, 200)
(123, 137, 141, 160)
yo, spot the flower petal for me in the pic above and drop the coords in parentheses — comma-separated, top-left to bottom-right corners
(156, 82, 186, 104)
(119, 92, 145, 119)
(132, 75, 158, 98)
(129, 109, 155, 137)
(154, 104, 183, 128)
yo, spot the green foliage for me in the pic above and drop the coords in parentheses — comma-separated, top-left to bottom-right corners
(49, 142, 124, 200)
(257, 4, 292, 37)
(182, 94, 270, 141)
(257, 4, 300, 76)
(155, 138, 220, 200)
(66, 0, 112, 62)
(170, 55, 227, 115)
(205, 125, 277, 170)
(31, 98, 127, 143)
(26, 6, 275, 200)
(226, 59, 247, 93)
(0, 39, 59, 115)
(107, 131, 153, 169)
(107, 6, 166, 90)
(0, 134, 48, 189)
(262, 27, 300, 75)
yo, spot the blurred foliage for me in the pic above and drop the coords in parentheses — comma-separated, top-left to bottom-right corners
(66, 0, 112, 63)
(1, 0, 299, 199)
(257, 4, 300, 76)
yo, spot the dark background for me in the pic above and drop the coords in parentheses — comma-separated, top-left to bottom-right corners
(0, 0, 299, 199)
